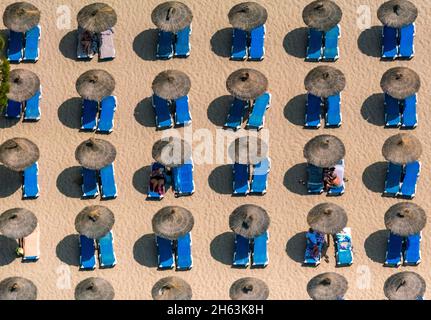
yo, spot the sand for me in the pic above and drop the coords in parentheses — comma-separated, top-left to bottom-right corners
(0, 0, 430, 300)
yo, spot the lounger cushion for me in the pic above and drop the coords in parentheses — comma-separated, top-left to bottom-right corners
(174, 95, 192, 126)
(81, 99, 98, 131)
(176, 233, 193, 270)
(404, 233, 421, 265)
(233, 234, 250, 267)
(7, 30, 24, 62)
(252, 231, 268, 267)
(305, 94, 321, 128)
(385, 232, 403, 267)
(23, 25, 41, 61)
(97, 95, 117, 133)
(250, 158, 270, 194)
(247, 92, 271, 130)
(156, 31, 174, 59)
(249, 25, 265, 61)
(5, 100, 22, 118)
(322, 25, 339, 61)
(307, 164, 324, 194)
(401, 94, 417, 128)
(385, 93, 401, 127)
(79, 235, 96, 270)
(325, 94, 341, 127)
(382, 26, 398, 59)
(399, 23, 414, 58)
(82, 167, 99, 198)
(152, 94, 173, 129)
(23, 162, 39, 199)
(156, 236, 174, 269)
(24, 89, 41, 121)
(399, 161, 420, 199)
(174, 26, 191, 57)
(224, 98, 247, 130)
(100, 163, 118, 199)
(231, 28, 247, 60)
(306, 28, 323, 61)
(98, 231, 116, 268)
(384, 162, 402, 196)
(233, 163, 250, 195)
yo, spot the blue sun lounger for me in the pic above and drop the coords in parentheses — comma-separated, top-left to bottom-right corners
(322, 24, 340, 61)
(325, 94, 341, 127)
(249, 25, 265, 61)
(224, 98, 247, 130)
(305, 94, 321, 128)
(24, 89, 41, 121)
(5, 100, 22, 118)
(382, 26, 398, 60)
(82, 167, 99, 198)
(306, 28, 323, 61)
(233, 234, 250, 267)
(176, 233, 192, 270)
(385, 93, 401, 127)
(399, 161, 420, 199)
(399, 23, 414, 59)
(23, 162, 39, 199)
(233, 163, 250, 195)
(156, 30, 174, 59)
(174, 95, 192, 126)
(304, 231, 324, 266)
(404, 233, 421, 266)
(79, 235, 96, 270)
(384, 232, 403, 267)
(172, 160, 195, 196)
(97, 95, 117, 133)
(100, 163, 118, 199)
(250, 158, 270, 194)
(147, 162, 166, 199)
(401, 94, 417, 128)
(328, 159, 345, 196)
(307, 164, 324, 194)
(23, 25, 40, 62)
(81, 99, 98, 131)
(7, 30, 23, 63)
(252, 231, 268, 267)
(97, 231, 116, 268)
(246, 92, 271, 130)
(334, 227, 353, 267)
(174, 25, 191, 57)
(152, 94, 173, 129)
(156, 236, 174, 269)
(231, 28, 247, 60)
(384, 162, 402, 196)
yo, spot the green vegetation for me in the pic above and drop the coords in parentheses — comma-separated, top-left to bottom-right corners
(0, 33, 10, 112)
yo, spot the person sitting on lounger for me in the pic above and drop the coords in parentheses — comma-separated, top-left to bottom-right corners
(150, 168, 166, 195)
(323, 168, 342, 191)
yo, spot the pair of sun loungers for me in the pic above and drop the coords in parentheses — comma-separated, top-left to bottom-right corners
(382, 24, 415, 60)
(307, 160, 345, 196)
(7, 25, 41, 63)
(79, 231, 117, 270)
(81, 96, 117, 133)
(156, 233, 193, 270)
(81, 163, 118, 199)
(5, 88, 42, 122)
(157, 25, 191, 59)
(233, 158, 271, 195)
(152, 94, 192, 129)
(224, 93, 271, 131)
(306, 25, 340, 62)
(77, 27, 115, 60)
(384, 93, 417, 128)
(20, 224, 40, 262)
(385, 232, 421, 267)
(231, 25, 265, 61)
(232, 232, 269, 268)
(384, 161, 420, 199)
(305, 93, 341, 128)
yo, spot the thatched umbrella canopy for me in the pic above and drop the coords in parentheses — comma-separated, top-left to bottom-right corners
(229, 277, 269, 300)
(151, 1, 193, 33)
(307, 272, 348, 300)
(226, 68, 268, 101)
(229, 204, 270, 239)
(382, 133, 422, 165)
(152, 206, 194, 241)
(303, 134, 345, 168)
(152, 137, 192, 168)
(384, 272, 425, 300)
(152, 277, 192, 300)
(75, 138, 116, 170)
(380, 67, 420, 100)
(307, 203, 347, 235)
(302, 0, 342, 32)
(304, 66, 346, 98)
(77, 3, 117, 33)
(0, 208, 37, 239)
(385, 202, 426, 237)
(76, 69, 115, 102)
(0, 137, 39, 172)
(0, 277, 37, 300)
(3, 2, 40, 33)
(228, 2, 268, 31)
(75, 205, 115, 240)
(75, 277, 114, 300)
(7, 69, 40, 103)
(228, 136, 268, 165)
(377, 0, 418, 28)
(152, 70, 191, 100)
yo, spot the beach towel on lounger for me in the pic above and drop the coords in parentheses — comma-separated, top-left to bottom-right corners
(334, 227, 353, 266)
(99, 28, 115, 60)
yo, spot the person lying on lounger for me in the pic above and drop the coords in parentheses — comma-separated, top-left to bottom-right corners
(150, 168, 166, 195)
(323, 168, 342, 191)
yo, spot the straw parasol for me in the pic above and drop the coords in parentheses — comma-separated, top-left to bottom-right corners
(377, 0, 418, 28)
(75, 138, 116, 170)
(152, 70, 191, 100)
(380, 67, 420, 100)
(0, 137, 39, 172)
(229, 204, 270, 239)
(302, 0, 342, 31)
(228, 2, 268, 31)
(384, 272, 425, 300)
(77, 3, 117, 33)
(307, 272, 348, 300)
(75, 205, 115, 239)
(307, 203, 347, 235)
(384, 202, 426, 237)
(229, 277, 269, 300)
(304, 66, 346, 98)
(0, 277, 37, 300)
(3, 2, 40, 33)
(151, 1, 193, 33)
(226, 68, 268, 101)
(0, 208, 37, 239)
(76, 69, 115, 101)
(303, 134, 345, 168)
(152, 276, 192, 300)
(7, 69, 40, 102)
(152, 137, 192, 168)
(152, 206, 194, 241)
(228, 136, 268, 165)
(75, 277, 114, 300)
(382, 133, 422, 165)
